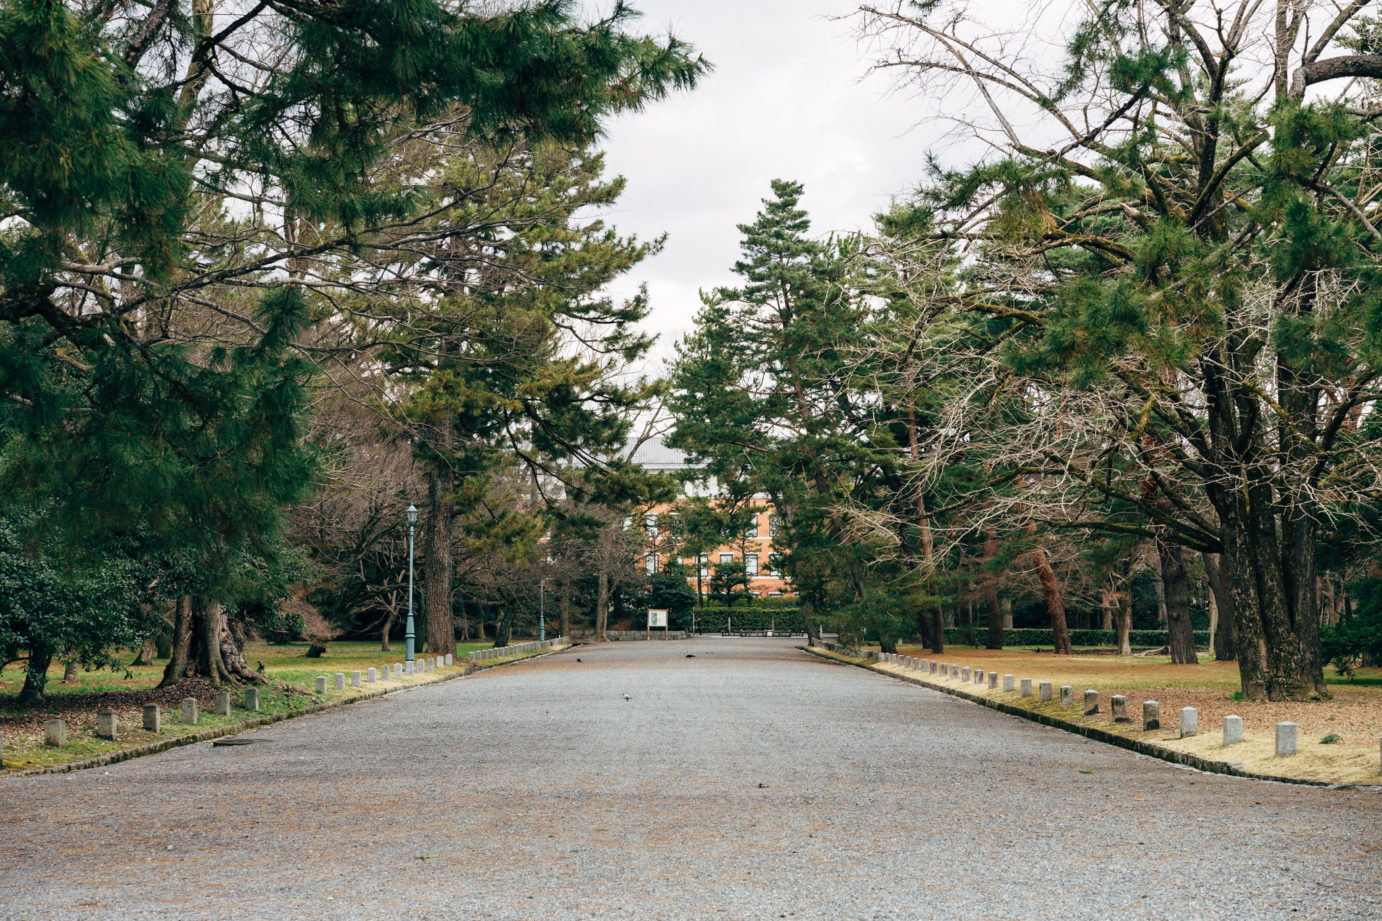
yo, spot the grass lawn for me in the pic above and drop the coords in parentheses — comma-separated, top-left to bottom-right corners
(0, 639, 561, 774)
(837, 644, 1382, 786)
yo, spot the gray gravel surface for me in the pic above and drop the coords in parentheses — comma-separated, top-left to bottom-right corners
(2, 638, 1379, 920)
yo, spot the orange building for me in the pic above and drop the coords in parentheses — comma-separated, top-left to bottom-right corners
(632, 438, 794, 599)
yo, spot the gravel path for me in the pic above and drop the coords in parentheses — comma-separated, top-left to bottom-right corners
(1, 638, 1379, 920)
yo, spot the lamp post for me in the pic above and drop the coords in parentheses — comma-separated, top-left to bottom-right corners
(539, 577, 546, 643)
(405, 504, 418, 665)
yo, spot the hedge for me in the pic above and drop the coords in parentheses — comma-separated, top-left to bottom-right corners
(692, 606, 804, 632)
(942, 628, 1210, 648)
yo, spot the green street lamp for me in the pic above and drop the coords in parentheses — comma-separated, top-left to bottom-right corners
(406, 504, 418, 665)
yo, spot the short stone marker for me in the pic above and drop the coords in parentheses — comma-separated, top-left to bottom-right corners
(988, 672, 998, 689)
(97, 711, 118, 740)
(0, 728, 4, 768)
(393, 663, 403, 680)
(1003, 674, 1015, 692)
(952, 664, 961, 679)
(975, 669, 984, 684)
(1039, 681, 1052, 703)
(1276, 721, 1297, 756)
(244, 687, 260, 712)
(182, 697, 198, 725)
(961, 667, 971, 682)
(405, 661, 415, 676)
(315, 676, 328, 693)
(1223, 714, 1244, 745)
(1020, 678, 1032, 697)
(351, 670, 362, 688)
(332, 672, 344, 691)
(1111, 695, 1129, 722)
(929, 661, 937, 674)
(1060, 685, 1073, 708)
(1180, 706, 1198, 738)
(45, 718, 67, 748)
(366, 667, 377, 683)
(215, 690, 231, 716)
(1143, 700, 1160, 731)
(1084, 690, 1099, 715)
(143, 704, 161, 732)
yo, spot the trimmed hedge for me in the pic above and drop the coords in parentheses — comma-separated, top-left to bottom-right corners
(693, 606, 804, 632)
(943, 628, 1210, 648)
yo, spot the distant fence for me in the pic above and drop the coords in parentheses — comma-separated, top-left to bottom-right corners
(568, 630, 688, 641)
(467, 637, 568, 666)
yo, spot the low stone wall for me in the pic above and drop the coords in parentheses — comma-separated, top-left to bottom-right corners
(568, 630, 688, 641)
(468, 637, 571, 664)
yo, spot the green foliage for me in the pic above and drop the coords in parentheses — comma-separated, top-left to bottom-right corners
(692, 606, 804, 633)
(1321, 580, 1382, 673)
(941, 628, 1210, 648)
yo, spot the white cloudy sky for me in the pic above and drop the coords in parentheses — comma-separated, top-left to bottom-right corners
(590, 0, 942, 366)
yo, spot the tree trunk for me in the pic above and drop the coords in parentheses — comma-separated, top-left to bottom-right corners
(982, 526, 1003, 649)
(61, 660, 79, 684)
(1116, 589, 1132, 656)
(929, 605, 944, 653)
(19, 644, 53, 705)
(380, 609, 394, 652)
(1202, 551, 1236, 661)
(494, 608, 514, 648)
(1101, 590, 1115, 631)
(1033, 547, 1072, 654)
(130, 636, 156, 667)
(595, 571, 609, 641)
(159, 595, 193, 688)
(559, 581, 571, 638)
(422, 468, 456, 659)
(1159, 540, 1198, 664)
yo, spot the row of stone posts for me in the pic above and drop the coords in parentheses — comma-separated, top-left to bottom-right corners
(466, 637, 569, 667)
(859, 649, 1372, 763)
(315, 653, 459, 695)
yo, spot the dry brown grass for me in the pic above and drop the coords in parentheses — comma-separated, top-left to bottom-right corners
(871, 645, 1382, 786)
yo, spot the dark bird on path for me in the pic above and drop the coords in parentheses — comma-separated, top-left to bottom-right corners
(685, 654, 696, 658)
(622, 693, 632, 702)
(575, 658, 582, 663)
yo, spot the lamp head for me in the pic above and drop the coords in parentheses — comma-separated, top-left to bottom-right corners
(406, 504, 418, 526)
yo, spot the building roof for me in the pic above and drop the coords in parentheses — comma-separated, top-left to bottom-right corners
(628, 437, 702, 471)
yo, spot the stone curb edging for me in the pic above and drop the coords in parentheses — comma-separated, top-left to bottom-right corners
(8, 644, 570, 778)
(800, 644, 1367, 791)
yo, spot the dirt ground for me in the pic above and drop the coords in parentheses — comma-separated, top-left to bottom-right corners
(891, 645, 1382, 785)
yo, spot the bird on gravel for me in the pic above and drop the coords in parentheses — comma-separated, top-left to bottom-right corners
(685, 654, 696, 658)
(622, 693, 632, 702)
(575, 658, 582, 663)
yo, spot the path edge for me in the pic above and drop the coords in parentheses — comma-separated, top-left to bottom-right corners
(8, 645, 570, 778)
(799, 644, 1367, 791)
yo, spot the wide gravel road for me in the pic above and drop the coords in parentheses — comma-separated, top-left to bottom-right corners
(2, 638, 1379, 920)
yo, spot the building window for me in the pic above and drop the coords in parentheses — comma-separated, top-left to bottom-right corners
(769, 554, 782, 578)
(645, 513, 658, 538)
(719, 552, 733, 565)
(745, 553, 759, 576)
(698, 554, 709, 578)
(769, 515, 783, 540)
(744, 513, 759, 539)
(646, 553, 658, 575)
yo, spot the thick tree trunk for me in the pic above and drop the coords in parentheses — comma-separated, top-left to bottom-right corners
(929, 606, 944, 653)
(130, 636, 156, 667)
(595, 571, 609, 641)
(1116, 590, 1132, 656)
(982, 526, 1003, 649)
(493, 608, 514, 648)
(1159, 540, 1198, 664)
(1101, 590, 1114, 631)
(380, 610, 394, 652)
(61, 660, 79, 684)
(1202, 552, 1236, 661)
(559, 581, 571, 638)
(159, 595, 193, 688)
(1033, 547, 1072, 654)
(19, 644, 53, 705)
(422, 469, 456, 658)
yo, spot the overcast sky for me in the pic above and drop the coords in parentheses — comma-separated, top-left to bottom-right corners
(589, 0, 938, 366)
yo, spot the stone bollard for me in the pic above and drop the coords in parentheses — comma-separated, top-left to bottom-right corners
(367, 667, 377, 683)
(315, 676, 328, 693)
(1111, 695, 1129, 722)
(405, 661, 415, 676)
(1084, 690, 1099, 715)
(1180, 707, 1198, 738)
(952, 664, 961, 679)
(961, 667, 971, 682)
(0, 728, 4, 768)
(334, 673, 346, 691)
(1020, 678, 1032, 697)
(445, 653, 453, 666)
(930, 661, 938, 674)
(215, 690, 231, 716)
(1003, 674, 1015, 692)
(143, 704, 161, 732)
(1039, 681, 1052, 703)
(975, 669, 984, 685)
(1143, 700, 1160, 731)
(45, 718, 67, 748)
(1060, 686, 1073, 708)
(351, 670, 361, 689)
(1275, 722, 1297, 756)
(394, 663, 403, 680)
(988, 671, 998, 690)
(244, 688, 260, 712)
(97, 711, 118, 740)
(1223, 714, 1244, 745)
(182, 697, 198, 725)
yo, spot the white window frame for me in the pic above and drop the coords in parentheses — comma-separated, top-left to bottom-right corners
(745, 552, 759, 577)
